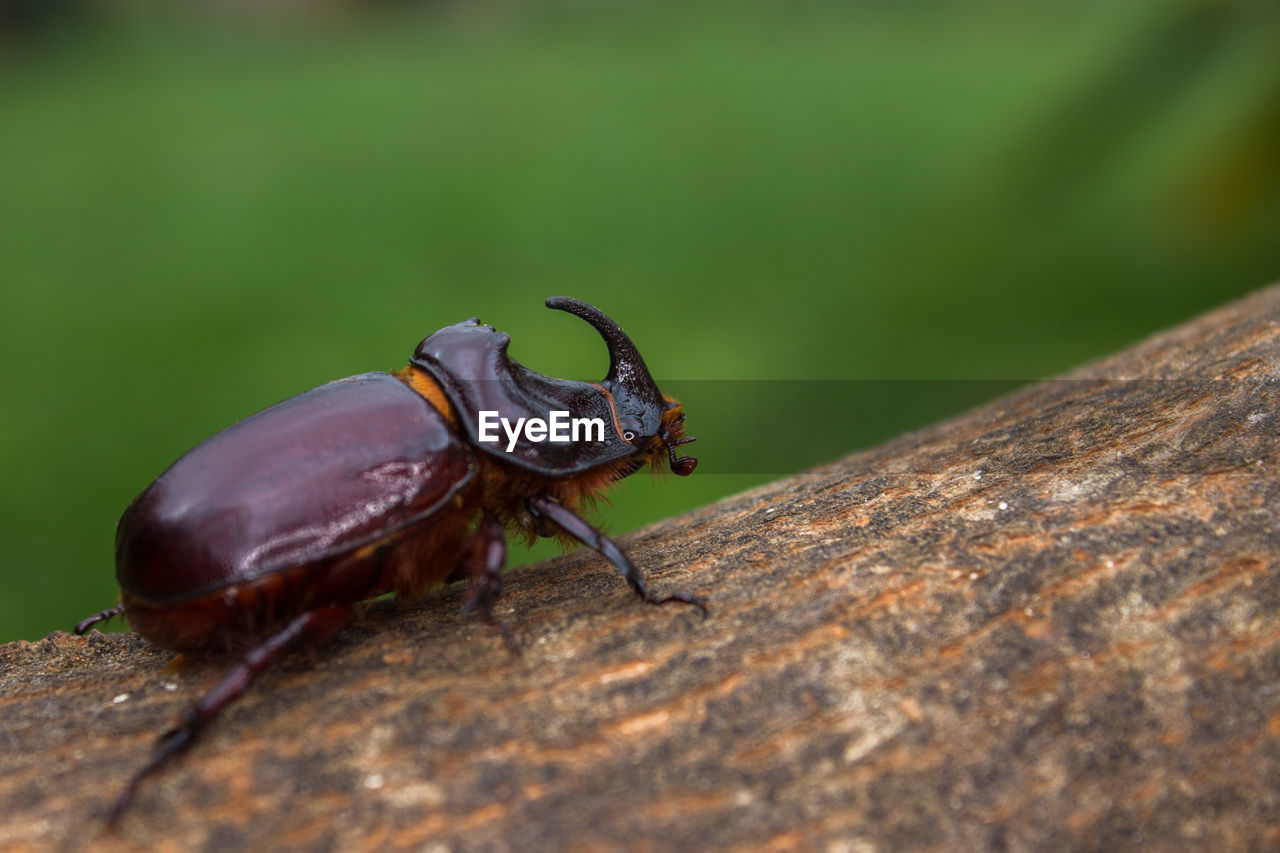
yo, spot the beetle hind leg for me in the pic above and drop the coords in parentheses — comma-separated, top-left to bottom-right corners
(74, 604, 126, 635)
(106, 605, 351, 827)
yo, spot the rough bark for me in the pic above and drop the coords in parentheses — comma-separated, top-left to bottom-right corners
(3, 285, 1280, 852)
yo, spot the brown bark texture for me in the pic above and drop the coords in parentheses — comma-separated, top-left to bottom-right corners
(3, 286, 1280, 853)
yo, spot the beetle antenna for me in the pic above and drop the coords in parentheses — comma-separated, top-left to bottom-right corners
(667, 441, 698, 476)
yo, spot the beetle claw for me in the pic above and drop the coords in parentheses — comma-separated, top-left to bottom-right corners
(462, 595, 521, 655)
(646, 593, 709, 619)
(488, 616, 522, 656)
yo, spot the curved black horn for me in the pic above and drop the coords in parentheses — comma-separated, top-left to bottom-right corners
(545, 297, 658, 392)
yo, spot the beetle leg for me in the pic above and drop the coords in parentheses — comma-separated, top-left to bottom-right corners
(107, 605, 351, 827)
(526, 495, 707, 617)
(523, 498, 557, 539)
(461, 517, 519, 654)
(74, 604, 126, 635)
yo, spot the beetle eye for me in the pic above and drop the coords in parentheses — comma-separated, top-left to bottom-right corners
(619, 416, 643, 445)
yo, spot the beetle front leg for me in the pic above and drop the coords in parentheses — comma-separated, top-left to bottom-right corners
(107, 605, 351, 827)
(526, 495, 707, 616)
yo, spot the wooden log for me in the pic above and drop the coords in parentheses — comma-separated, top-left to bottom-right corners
(3, 285, 1279, 851)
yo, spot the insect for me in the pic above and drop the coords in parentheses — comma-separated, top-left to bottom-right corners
(75, 296, 703, 823)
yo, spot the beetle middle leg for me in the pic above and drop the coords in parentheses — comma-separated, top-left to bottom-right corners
(526, 496, 707, 616)
(460, 516, 518, 653)
(107, 604, 351, 826)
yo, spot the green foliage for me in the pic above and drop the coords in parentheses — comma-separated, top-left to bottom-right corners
(2, 1, 1277, 641)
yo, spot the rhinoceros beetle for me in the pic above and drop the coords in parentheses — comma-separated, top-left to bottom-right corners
(75, 296, 702, 823)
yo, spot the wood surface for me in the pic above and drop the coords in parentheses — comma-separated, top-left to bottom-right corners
(3, 285, 1279, 852)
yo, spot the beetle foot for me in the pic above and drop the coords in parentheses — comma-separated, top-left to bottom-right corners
(645, 592, 709, 618)
(487, 613, 522, 657)
(105, 716, 198, 828)
(462, 599, 521, 655)
(462, 585, 521, 656)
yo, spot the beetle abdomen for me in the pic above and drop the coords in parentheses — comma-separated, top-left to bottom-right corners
(116, 373, 474, 611)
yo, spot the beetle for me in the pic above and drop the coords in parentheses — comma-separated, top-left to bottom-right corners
(74, 296, 702, 823)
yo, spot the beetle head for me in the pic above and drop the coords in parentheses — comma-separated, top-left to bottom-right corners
(410, 298, 695, 478)
(545, 297, 697, 477)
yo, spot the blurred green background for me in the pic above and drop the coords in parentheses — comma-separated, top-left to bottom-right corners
(2, 0, 1278, 643)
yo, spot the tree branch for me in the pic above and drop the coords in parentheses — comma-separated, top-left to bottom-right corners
(4, 285, 1280, 850)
